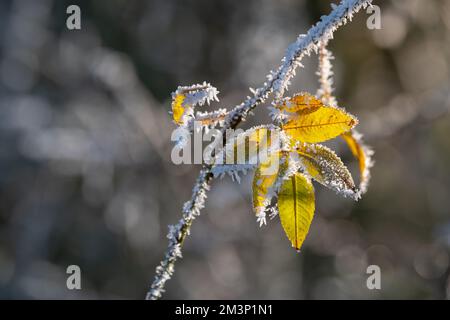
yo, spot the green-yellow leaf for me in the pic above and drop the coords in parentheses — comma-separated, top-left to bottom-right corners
(278, 172, 315, 251)
(297, 143, 358, 199)
(281, 93, 358, 143)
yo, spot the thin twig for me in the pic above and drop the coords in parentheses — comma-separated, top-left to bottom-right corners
(146, 0, 373, 300)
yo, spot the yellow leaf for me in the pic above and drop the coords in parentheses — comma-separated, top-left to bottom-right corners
(225, 127, 274, 165)
(281, 93, 358, 143)
(278, 173, 315, 251)
(341, 130, 373, 194)
(278, 92, 324, 114)
(341, 132, 365, 177)
(171, 83, 219, 125)
(297, 143, 358, 199)
(171, 93, 187, 125)
(252, 152, 284, 216)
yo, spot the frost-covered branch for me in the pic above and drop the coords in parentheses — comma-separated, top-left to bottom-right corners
(146, 0, 372, 300)
(146, 168, 212, 300)
(271, 0, 373, 101)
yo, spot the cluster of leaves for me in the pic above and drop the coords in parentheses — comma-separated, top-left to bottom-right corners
(251, 93, 372, 250)
(170, 87, 372, 251)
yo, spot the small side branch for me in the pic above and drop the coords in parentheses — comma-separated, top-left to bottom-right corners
(315, 39, 374, 196)
(317, 41, 338, 106)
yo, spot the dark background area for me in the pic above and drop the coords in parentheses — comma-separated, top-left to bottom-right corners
(0, 0, 450, 299)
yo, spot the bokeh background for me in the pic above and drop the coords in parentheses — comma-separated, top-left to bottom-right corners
(1, 0, 450, 299)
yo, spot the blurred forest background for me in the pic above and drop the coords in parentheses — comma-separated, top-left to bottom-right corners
(1, 0, 450, 299)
